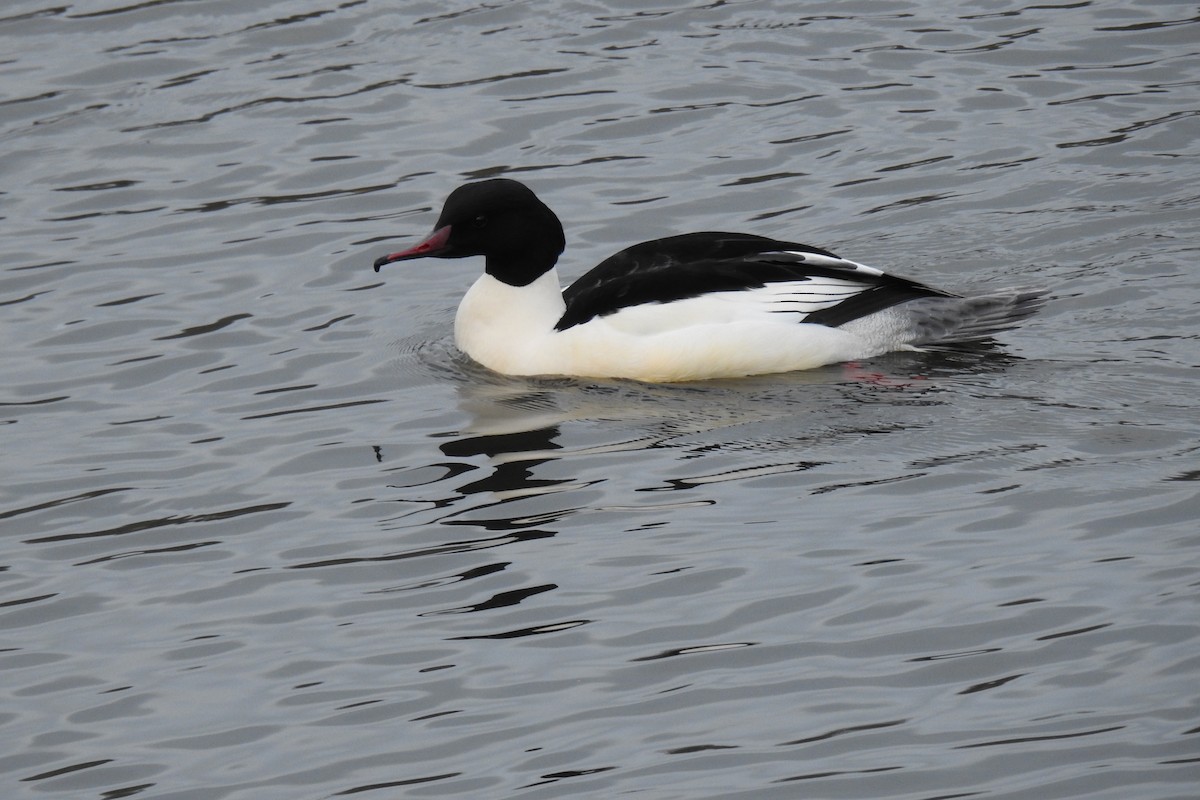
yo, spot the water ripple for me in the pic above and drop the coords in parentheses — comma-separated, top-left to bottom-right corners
(1, 1, 1198, 798)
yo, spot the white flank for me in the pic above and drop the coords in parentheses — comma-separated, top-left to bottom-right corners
(453, 269, 898, 382)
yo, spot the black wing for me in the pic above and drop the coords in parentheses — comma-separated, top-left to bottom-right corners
(556, 232, 952, 331)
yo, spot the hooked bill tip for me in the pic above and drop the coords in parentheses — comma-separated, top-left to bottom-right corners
(370, 225, 452, 273)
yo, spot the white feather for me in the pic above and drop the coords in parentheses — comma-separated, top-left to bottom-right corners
(782, 251, 885, 276)
(454, 271, 875, 381)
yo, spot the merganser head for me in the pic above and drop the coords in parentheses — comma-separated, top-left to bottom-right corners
(372, 178, 566, 287)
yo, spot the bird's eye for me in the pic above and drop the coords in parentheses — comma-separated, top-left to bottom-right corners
(472, 215, 488, 228)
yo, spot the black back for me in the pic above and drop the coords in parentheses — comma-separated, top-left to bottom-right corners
(556, 232, 951, 331)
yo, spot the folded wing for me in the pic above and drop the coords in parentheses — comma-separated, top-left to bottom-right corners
(557, 232, 953, 332)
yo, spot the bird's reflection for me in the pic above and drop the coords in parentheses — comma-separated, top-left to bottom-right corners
(439, 423, 565, 497)
(413, 344, 1023, 523)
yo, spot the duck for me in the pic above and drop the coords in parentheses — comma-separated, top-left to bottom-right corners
(373, 178, 1045, 382)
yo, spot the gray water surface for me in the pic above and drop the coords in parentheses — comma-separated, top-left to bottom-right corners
(2, 2, 1199, 798)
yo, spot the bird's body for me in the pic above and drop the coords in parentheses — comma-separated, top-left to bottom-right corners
(373, 179, 1045, 382)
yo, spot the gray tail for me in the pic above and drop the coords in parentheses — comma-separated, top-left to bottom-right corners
(904, 288, 1049, 346)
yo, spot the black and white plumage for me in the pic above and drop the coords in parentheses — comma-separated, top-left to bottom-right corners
(373, 179, 1046, 382)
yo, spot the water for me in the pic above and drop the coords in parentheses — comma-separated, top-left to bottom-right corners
(2, 1, 1198, 798)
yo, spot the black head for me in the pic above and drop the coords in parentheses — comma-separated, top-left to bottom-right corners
(372, 178, 566, 287)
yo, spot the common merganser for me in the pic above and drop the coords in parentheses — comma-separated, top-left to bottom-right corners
(373, 179, 1046, 382)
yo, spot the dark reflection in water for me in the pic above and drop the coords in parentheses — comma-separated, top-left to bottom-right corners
(440, 424, 569, 497)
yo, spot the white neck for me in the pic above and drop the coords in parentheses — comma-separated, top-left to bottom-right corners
(454, 269, 566, 375)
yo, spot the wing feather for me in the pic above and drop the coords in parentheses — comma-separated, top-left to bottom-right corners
(557, 233, 952, 331)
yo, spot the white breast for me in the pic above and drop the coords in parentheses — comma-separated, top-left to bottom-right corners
(454, 270, 567, 375)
